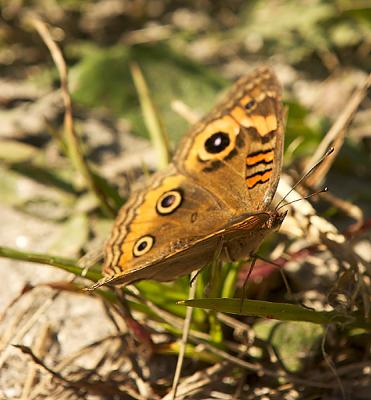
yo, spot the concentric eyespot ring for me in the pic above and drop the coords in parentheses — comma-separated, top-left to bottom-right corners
(204, 131, 230, 154)
(156, 189, 183, 215)
(244, 99, 256, 111)
(133, 235, 154, 257)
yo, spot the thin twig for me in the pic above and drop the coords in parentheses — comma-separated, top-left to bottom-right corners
(14, 344, 72, 385)
(321, 326, 346, 399)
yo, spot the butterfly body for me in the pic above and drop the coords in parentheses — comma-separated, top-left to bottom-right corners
(91, 66, 285, 288)
(219, 210, 285, 263)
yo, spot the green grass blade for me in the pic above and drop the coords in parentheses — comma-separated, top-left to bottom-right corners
(130, 62, 170, 168)
(179, 298, 371, 330)
(0, 246, 101, 282)
(208, 260, 223, 343)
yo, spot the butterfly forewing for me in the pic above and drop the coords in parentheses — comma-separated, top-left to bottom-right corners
(174, 66, 284, 213)
(93, 66, 284, 288)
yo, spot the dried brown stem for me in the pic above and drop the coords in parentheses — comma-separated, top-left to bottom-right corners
(30, 16, 115, 216)
(306, 73, 371, 187)
(170, 272, 198, 399)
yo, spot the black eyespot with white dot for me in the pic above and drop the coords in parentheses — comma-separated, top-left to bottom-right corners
(204, 132, 230, 154)
(244, 99, 256, 111)
(156, 189, 183, 215)
(133, 235, 154, 257)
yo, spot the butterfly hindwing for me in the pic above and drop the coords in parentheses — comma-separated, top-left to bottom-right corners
(92, 66, 284, 288)
(101, 165, 232, 285)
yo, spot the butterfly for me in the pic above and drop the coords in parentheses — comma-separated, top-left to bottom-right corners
(90, 66, 286, 289)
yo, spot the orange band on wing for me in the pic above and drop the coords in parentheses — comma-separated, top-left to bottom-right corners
(246, 150, 274, 166)
(246, 169, 272, 189)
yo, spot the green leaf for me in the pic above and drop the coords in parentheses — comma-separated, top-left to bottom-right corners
(237, 1, 334, 62)
(48, 213, 89, 256)
(254, 320, 324, 372)
(71, 43, 226, 144)
(10, 162, 77, 195)
(285, 100, 324, 156)
(0, 165, 75, 210)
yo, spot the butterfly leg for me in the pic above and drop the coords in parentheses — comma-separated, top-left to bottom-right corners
(207, 236, 227, 295)
(239, 255, 257, 312)
(189, 236, 224, 287)
(254, 254, 293, 300)
(190, 267, 203, 286)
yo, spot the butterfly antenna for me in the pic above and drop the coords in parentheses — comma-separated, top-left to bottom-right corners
(275, 147, 334, 211)
(276, 187, 328, 211)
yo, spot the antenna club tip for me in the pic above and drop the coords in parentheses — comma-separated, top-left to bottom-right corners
(323, 186, 328, 192)
(327, 147, 335, 155)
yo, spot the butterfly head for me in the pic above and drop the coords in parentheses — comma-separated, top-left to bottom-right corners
(266, 209, 287, 231)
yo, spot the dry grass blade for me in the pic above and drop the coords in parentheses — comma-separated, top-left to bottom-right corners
(14, 344, 71, 385)
(122, 24, 173, 45)
(20, 323, 52, 400)
(0, 290, 60, 371)
(130, 62, 171, 169)
(170, 273, 198, 400)
(15, 341, 148, 399)
(320, 189, 364, 227)
(306, 73, 371, 187)
(171, 99, 200, 124)
(163, 363, 227, 400)
(30, 16, 115, 217)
